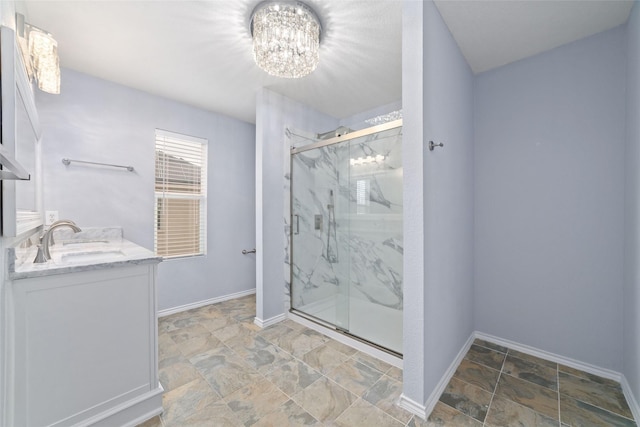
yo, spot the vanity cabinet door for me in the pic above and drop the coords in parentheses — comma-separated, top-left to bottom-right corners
(8, 265, 160, 427)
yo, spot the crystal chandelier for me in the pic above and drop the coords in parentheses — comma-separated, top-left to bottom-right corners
(250, 1, 321, 78)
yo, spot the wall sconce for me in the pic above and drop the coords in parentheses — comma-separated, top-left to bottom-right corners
(16, 13, 60, 94)
(350, 154, 385, 166)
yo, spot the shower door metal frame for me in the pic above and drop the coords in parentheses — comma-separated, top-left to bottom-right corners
(289, 119, 403, 357)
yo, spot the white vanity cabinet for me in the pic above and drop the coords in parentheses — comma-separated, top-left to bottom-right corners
(6, 261, 163, 427)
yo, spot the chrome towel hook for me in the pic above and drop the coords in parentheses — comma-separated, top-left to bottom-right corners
(428, 141, 444, 151)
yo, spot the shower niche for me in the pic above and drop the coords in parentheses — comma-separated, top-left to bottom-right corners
(289, 120, 403, 355)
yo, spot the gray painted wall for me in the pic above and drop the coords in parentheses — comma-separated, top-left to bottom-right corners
(422, 0, 476, 400)
(401, 0, 475, 406)
(625, 2, 640, 402)
(35, 69, 257, 311)
(475, 26, 627, 370)
(401, 0, 426, 404)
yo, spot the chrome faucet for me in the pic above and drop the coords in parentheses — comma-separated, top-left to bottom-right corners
(33, 220, 82, 263)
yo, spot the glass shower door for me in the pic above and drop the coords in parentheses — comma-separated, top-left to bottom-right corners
(290, 121, 403, 355)
(345, 127, 403, 353)
(290, 143, 350, 328)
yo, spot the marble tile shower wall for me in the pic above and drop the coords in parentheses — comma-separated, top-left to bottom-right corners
(285, 127, 403, 319)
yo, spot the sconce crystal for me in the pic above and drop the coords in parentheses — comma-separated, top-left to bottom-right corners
(250, 1, 321, 78)
(28, 29, 60, 94)
(16, 14, 61, 94)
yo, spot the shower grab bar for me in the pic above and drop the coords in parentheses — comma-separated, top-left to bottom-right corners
(294, 215, 300, 235)
(62, 158, 135, 172)
(242, 248, 256, 254)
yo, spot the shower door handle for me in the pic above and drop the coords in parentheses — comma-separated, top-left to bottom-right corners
(294, 215, 300, 235)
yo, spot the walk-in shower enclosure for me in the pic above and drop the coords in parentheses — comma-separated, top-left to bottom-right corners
(289, 120, 403, 355)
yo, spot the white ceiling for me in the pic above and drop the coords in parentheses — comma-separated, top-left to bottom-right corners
(433, 0, 634, 74)
(21, 0, 634, 124)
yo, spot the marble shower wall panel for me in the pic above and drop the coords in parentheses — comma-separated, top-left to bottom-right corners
(344, 129, 403, 310)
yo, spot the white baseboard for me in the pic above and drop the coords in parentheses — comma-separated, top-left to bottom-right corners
(80, 386, 164, 427)
(474, 331, 622, 382)
(254, 313, 286, 328)
(422, 333, 476, 419)
(158, 289, 256, 317)
(398, 394, 427, 420)
(621, 375, 640, 422)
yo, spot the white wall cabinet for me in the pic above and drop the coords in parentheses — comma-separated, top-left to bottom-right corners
(5, 264, 163, 427)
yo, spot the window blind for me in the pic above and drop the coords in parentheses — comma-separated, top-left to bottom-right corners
(154, 129, 207, 258)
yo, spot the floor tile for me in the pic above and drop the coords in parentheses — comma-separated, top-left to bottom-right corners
(281, 319, 307, 331)
(387, 366, 403, 382)
(351, 351, 393, 374)
(473, 339, 508, 354)
(178, 334, 223, 359)
(560, 393, 637, 427)
(199, 315, 234, 332)
(168, 324, 212, 344)
(212, 323, 256, 343)
(161, 377, 221, 426)
(506, 349, 557, 369)
(252, 399, 318, 426)
(494, 373, 559, 419)
(333, 398, 404, 427)
(363, 375, 413, 424)
(158, 337, 183, 367)
(153, 295, 639, 427)
(292, 377, 357, 422)
(264, 359, 323, 396)
(273, 328, 327, 358)
(159, 356, 203, 392)
(302, 344, 351, 374)
(326, 359, 385, 396)
(191, 304, 225, 320)
(464, 344, 507, 370)
(325, 339, 359, 356)
(559, 371, 633, 419)
(485, 396, 559, 427)
(226, 333, 292, 373)
(503, 353, 558, 391)
(179, 401, 241, 427)
(559, 364, 621, 388)
(255, 323, 294, 344)
(452, 359, 501, 393)
(438, 377, 492, 422)
(159, 314, 200, 334)
(224, 377, 289, 426)
(411, 401, 483, 426)
(190, 346, 262, 398)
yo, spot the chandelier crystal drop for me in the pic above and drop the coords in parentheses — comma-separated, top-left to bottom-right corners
(251, 1, 321, 79)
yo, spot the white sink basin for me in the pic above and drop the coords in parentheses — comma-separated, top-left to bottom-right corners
(62, 239, 110, 246)
(59, 250, 126, 264)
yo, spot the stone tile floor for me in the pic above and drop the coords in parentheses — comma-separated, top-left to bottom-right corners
(137, 295, 637, 426)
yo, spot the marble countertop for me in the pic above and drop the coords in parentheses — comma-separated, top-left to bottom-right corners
(8, 227, 162, 280)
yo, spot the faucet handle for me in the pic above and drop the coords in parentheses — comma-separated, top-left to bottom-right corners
(33, 244, 47, 263)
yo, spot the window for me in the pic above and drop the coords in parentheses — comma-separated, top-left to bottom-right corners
(154, 129, 207, 258)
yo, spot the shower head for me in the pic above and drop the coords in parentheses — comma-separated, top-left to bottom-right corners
(317, 126, 352, 140)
